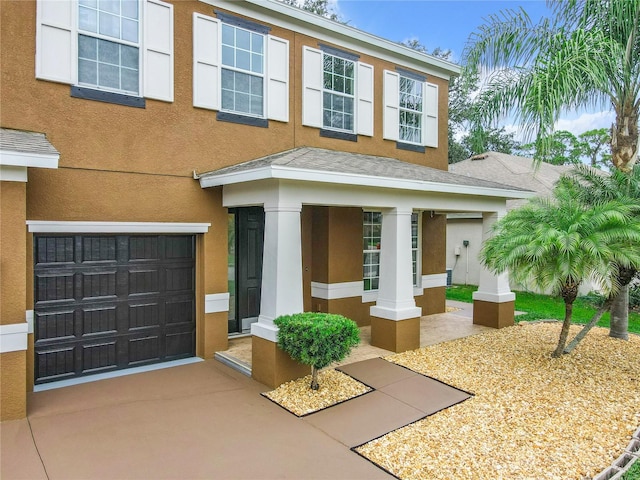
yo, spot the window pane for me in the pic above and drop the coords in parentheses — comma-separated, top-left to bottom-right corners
(121, 0, 138, 19)
(79, 6, 98, 32)
(334, 57, 344, 75)
(250, 76, 262, 95)
(235, 92, 250, 113)
(221, 89, 234, 110)
(236, 49, 250, 71)
(121, 67, 138, 92)
(98, 62, 120, 89)
(222, 45, 234, 68)
(251, 53, 263, 74)
(78, 35, 98, 60)
(222, 24, 234, 47)
(80, 0, 97, 7)
(99, 0, 119, 14)
(221, 69, 234, 90)
(78, 59, 98, 84)
(236, 29, 251, 51)
(98, 38, 119, 64)
(121, 44, 138, 69)
(251, 33, 263, 54)
(121, 18, 137, 42)
(250, 95, 263, 116)
(235, 72, 249, 92)
(99, 11, 120, 38)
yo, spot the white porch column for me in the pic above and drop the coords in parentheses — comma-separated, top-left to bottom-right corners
(251, 202, 304, 341)
(472, 210, 515, 328)
(370, 207, 422, 352)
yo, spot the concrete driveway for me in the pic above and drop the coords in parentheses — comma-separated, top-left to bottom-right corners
(1, 360, 392, 479)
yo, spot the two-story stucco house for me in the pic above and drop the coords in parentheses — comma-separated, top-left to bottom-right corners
(0, 0, 530, 421)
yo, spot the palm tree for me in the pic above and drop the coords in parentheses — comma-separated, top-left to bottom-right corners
(559, 164, 640, 339)
(480, 184, 640, 357)
(463, 0, 640, 336)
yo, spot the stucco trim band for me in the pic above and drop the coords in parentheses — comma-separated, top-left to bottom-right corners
(27, 221, 211, 233)
(205, 293, 230, 313)
(370, 305, 422, 321)
(421, 273, 448, 289)
(311, 281, 362, 300)
(0, 323, 28, 353)
(26, 311, 34, 334)
(472, 291, 516, 303)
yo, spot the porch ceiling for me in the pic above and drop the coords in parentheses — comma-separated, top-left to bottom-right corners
(197, 147, 533, 201)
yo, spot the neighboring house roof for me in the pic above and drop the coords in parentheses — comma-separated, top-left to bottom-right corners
(198, 147, 533, 199)
(449, 151, 573, 209)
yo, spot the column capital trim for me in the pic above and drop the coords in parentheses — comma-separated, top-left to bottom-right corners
(263, 203, 302, 213)
(370, 305, 422, 321)
(473, 291, 516, 303)
(252, 317, 279, 342)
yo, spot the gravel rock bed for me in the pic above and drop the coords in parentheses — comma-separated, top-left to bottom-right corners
(263, 369, 372, 416)
(355, 323, 640, 480)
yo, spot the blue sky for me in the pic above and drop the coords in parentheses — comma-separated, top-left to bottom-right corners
(332, 0, 614, 136)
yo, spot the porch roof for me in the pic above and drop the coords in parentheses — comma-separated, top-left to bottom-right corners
(0, 128, 59, 169)
(198, 147, 533, 200)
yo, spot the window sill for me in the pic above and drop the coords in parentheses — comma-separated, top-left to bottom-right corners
(396, 142, 425, 153)
(70, 86, 145, 108)
(320, 129, 357, 142)
(217, 111, 268, 128)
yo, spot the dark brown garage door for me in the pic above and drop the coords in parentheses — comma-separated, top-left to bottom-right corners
(33, 235, 195, 384)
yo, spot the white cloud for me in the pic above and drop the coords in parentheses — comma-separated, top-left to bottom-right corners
(555, 111, 614, 136)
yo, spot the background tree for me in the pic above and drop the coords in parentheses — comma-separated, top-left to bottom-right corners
(575, 128, 612, 168)
(279, 0, 340, 21)
(463, 0, 640, 337)
(480, 184, 640, 356)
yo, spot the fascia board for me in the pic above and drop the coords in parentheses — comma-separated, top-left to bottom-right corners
(0, 150, 59, 169)
(199, 0, 461, 80)
(200, 165, 534, 200)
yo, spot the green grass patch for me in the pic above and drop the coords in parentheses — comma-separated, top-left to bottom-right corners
(446, 284, 640, 335)
(622, 461, 640, 480)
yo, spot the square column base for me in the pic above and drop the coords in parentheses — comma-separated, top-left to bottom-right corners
(370, 316, 420, 353)
(473, 300, 515, 329)
(251, 336, 310, 389)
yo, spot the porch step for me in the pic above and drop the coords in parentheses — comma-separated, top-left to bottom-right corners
(215, 352, 252, 377)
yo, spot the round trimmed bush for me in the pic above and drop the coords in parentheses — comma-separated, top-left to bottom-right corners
(274, 312, 360, 390)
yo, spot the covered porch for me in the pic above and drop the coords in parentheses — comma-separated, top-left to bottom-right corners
(198, 147, 532, 388)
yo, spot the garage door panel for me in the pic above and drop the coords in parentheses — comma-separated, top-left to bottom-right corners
(166, 330, 195, 358)
(82, 340, 119, 374)
(128, 335, 161, 365)
(166, 297, 194, 325)
(35, 236, 75, 265)
(128, 302, 161, 329)
(81, 270, 117, 299)
(35, 345, 77, 382)
(166, 267, 194, 292)
(35, 310, 76, 342)
(81, 236, 117, 263)
(128, 236, 160, 262)
(34, 234, 196, 384)
(82, 306, 117, 336)
(128, 269, 160, 295)
(35, 273, 75, 304)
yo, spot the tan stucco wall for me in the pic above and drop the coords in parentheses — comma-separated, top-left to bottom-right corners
(0, 181, 28, 420)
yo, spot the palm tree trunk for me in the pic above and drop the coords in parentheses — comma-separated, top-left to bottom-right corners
(310, 366, 319, 390)
(563, 299, 612, 354)
(553, 301, 574, 358)
(609, 285, 629, 340)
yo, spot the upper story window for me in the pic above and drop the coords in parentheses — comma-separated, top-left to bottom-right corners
(78, 0, 140, 95)
(221, 23, 265, 117)
(193, 12, 290, 124)
(384, 69, 438, 149)
(36, 0, 174, 106)
(302, 45, 373, 139)
(322, 53, 355, 132)
(399, 76, 423, 145)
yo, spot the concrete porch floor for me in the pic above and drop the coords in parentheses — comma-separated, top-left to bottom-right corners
(220, 300, 493, 371)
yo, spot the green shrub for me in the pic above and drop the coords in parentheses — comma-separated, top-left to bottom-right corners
(274, 312, 360, 390)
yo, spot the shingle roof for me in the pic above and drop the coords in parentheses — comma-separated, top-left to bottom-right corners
(0, 128, 59, 156)
(200, 147, 531, 193)
(449, 151, 573, 208)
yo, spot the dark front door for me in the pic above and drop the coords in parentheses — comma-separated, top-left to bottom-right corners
(228, 207, 264, 334)
(33, 235, 196, 384)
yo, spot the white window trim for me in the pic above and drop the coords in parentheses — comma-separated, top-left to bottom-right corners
(27, 221, 211, 233)
(36, 0, 174, 102)
(220, 23, 266, 118)
(321, 51, 357, 134)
